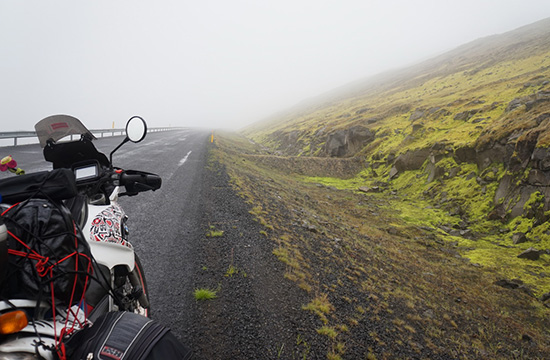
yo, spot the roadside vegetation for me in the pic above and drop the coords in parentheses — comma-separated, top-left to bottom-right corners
(210, 132, 550, 359)
(206, 225, 224, 237)
(206, 19, 550, 358)
(194, 288, 218, 301)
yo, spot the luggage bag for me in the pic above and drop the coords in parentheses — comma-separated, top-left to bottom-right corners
(66, 311, 192, 360)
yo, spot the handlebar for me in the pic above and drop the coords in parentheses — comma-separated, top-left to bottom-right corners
(73, 162, 161, 197)
(119, 170, 162, 196)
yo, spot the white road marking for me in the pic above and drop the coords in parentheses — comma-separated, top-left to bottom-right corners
(178, 151, 192, 166)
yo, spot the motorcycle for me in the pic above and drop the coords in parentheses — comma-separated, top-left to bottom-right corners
(0, 115, 161, 359)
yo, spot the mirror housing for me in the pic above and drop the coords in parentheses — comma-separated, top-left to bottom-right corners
(126, 116, 147, 143)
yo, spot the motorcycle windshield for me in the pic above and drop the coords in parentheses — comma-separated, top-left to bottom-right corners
(35, 115, 96, 148)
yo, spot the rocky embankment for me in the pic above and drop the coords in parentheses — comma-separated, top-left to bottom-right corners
(272, 90, 550, 236)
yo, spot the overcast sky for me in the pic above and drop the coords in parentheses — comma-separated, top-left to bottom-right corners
(2, 1, 550, 132)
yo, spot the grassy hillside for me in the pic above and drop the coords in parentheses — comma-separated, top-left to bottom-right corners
(243, 18, 550, 156)
(215, 17, 550, 359)
(239, 17, 550, 296)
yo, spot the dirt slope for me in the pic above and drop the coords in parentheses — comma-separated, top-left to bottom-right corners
(186, 134, 550, 359)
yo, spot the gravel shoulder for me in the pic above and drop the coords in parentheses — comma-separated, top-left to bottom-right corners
(179, 152, 319, 359)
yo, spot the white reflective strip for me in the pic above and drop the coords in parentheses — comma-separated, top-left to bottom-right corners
(178, 151, 192, 166)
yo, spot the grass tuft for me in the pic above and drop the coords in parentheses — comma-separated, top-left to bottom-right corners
(193, 288, 217, 301)
(302, 294, 335, 324)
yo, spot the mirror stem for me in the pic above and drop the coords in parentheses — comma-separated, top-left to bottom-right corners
(109, 137, 130, 168)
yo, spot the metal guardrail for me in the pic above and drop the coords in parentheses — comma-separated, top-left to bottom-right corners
(0, 127, 176, 146)
(0, 131, 37, 146)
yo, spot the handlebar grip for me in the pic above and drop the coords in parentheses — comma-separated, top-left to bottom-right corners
(120, 170, 162, 195)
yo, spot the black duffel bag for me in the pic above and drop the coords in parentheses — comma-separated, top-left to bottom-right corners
(0, 168, 78, 204)
(66, 311, 192, 360)
(0, 168, 93, 305)
(1, 197, 93, 306)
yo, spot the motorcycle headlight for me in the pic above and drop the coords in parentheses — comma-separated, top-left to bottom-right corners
(0, 352, 39, 359)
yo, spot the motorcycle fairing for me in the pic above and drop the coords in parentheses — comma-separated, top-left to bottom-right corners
(0, 335, 56, 359)
(35, 115, 96, 148)
(90, 203, 132, 249)
(87, 241, 135, 272)
(82, 190, 135, 271)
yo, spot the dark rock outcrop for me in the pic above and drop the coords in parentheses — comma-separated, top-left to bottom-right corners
(517, 247, 544, 261)
(393, 148, 431, 172)
(409, 108, 426, 122)
(512, 232, 529, 244)
(531, 146, 550, 170)
(454, 109, 481, 121)
(324, 126, 375, 157)
(506, 91, 550, 113)
(454, 146, 477, 163)
(380, 115, 550, 221)
(475, 141, 515, 171)
(495, 278, 524, 289)
(509, 130, 541, 171)
(324, 130, 347, 157)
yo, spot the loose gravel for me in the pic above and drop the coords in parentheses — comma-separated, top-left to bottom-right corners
(163, 158, 320, 359)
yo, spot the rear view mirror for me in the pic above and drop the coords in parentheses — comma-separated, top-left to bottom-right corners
(126, 116, 147, 143)
(110, 116, 148, 166)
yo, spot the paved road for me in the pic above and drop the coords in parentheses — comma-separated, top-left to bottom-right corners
(115, 128, 214, 336)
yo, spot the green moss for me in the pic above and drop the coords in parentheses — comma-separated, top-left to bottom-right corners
(301, 157, 550, 297)
(523, 191, 545, 212)
(462, 245, 550, 297)
(396, 199, 460, 229)
(510, 215, 535, 234)
(436, 157, 458, 169)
